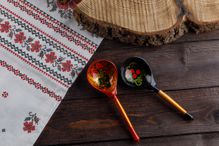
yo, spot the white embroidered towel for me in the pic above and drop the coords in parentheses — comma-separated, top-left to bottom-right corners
(0, 0, 103, 145)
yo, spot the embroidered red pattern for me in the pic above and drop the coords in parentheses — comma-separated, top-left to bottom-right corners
(62, 60, 73, 72)
(30, 41, 42, 52)
(23, 112, 40, 133)
(0, 43, 70, 88)
(0, 5, 89, 61)
(45, 52, 57, 63)
(8, 0, 97, 54)
(20, 0, 97, 48)
(0, 21, 11, 33)
(0, 18, 80, 86)
(14, 32, 26, 44)
(0, 60, 62, 101)
(56, 0, 82, 10)
(1, 91, 8, 98)
(23, 121, 35, 133)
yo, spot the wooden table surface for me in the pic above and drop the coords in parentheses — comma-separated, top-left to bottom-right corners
(35, 30, 219, 146)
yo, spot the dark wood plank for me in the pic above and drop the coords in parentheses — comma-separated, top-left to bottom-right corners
(66, 39, 219, 99)
(74, 133, 219, 146)
(36, 87, 219, 145)
(176, 30, 219, 43)
(37, 29, 219, 145)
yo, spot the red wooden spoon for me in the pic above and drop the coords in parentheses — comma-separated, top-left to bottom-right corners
(87, 59, 140, 142)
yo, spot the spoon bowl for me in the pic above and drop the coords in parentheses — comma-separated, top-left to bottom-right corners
(121, 57, 194, 120)
(87, 59, 140, 142)
(121, 57, 156, 88)
(87, 60, 118, 96)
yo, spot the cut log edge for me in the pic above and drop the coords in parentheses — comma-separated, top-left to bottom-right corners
(185, 17, 219, 34)
(73, 8, 187, 46)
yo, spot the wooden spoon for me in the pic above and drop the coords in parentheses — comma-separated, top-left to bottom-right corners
(121, 57, 194, 120)
(87, 59, 140, 142)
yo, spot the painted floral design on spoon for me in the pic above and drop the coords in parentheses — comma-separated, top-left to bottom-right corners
(125, 62, 145, 86)
(90, 62, 114, 89)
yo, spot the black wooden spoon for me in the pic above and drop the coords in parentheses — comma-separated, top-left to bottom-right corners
(121, 57, 194, 120)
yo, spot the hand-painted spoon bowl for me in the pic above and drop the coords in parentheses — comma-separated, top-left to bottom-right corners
(121, 57, 194, 120)
(87, 59, 140, 142)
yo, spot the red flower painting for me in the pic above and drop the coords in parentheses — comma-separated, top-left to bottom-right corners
(45, 52, 57, 63)
(14, 32, 26, 44)
(96, 63, 104, 69)
(30, 41, 42, 52)
(62, 60, 73, 72)
(0, 21, 11, 33)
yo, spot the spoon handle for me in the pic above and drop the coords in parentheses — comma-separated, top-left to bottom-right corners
(158, 90, 194, 120)
(112, 95, 140, 142)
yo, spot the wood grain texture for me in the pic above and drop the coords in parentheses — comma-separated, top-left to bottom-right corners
(76, 0, 180, 33)
(74, 0, 219, 46)
(184, 0, 219, 23)
(35, 31, 219, 145)
(36, 87, 219, 145)
(75, 133, 219, 146)
(183, 0, 219, 33)
(65, 37, 219, 99)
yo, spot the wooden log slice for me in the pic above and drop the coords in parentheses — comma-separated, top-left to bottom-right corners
(183, 0, 219, 33)
(73, 0, 219, 46)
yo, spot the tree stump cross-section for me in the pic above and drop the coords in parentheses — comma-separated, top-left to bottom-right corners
(73, 0, 219, 46)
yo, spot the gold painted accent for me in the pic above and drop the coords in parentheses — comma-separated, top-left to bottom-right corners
(158, 90, 187, 114)
(114, 97, 134, 128)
